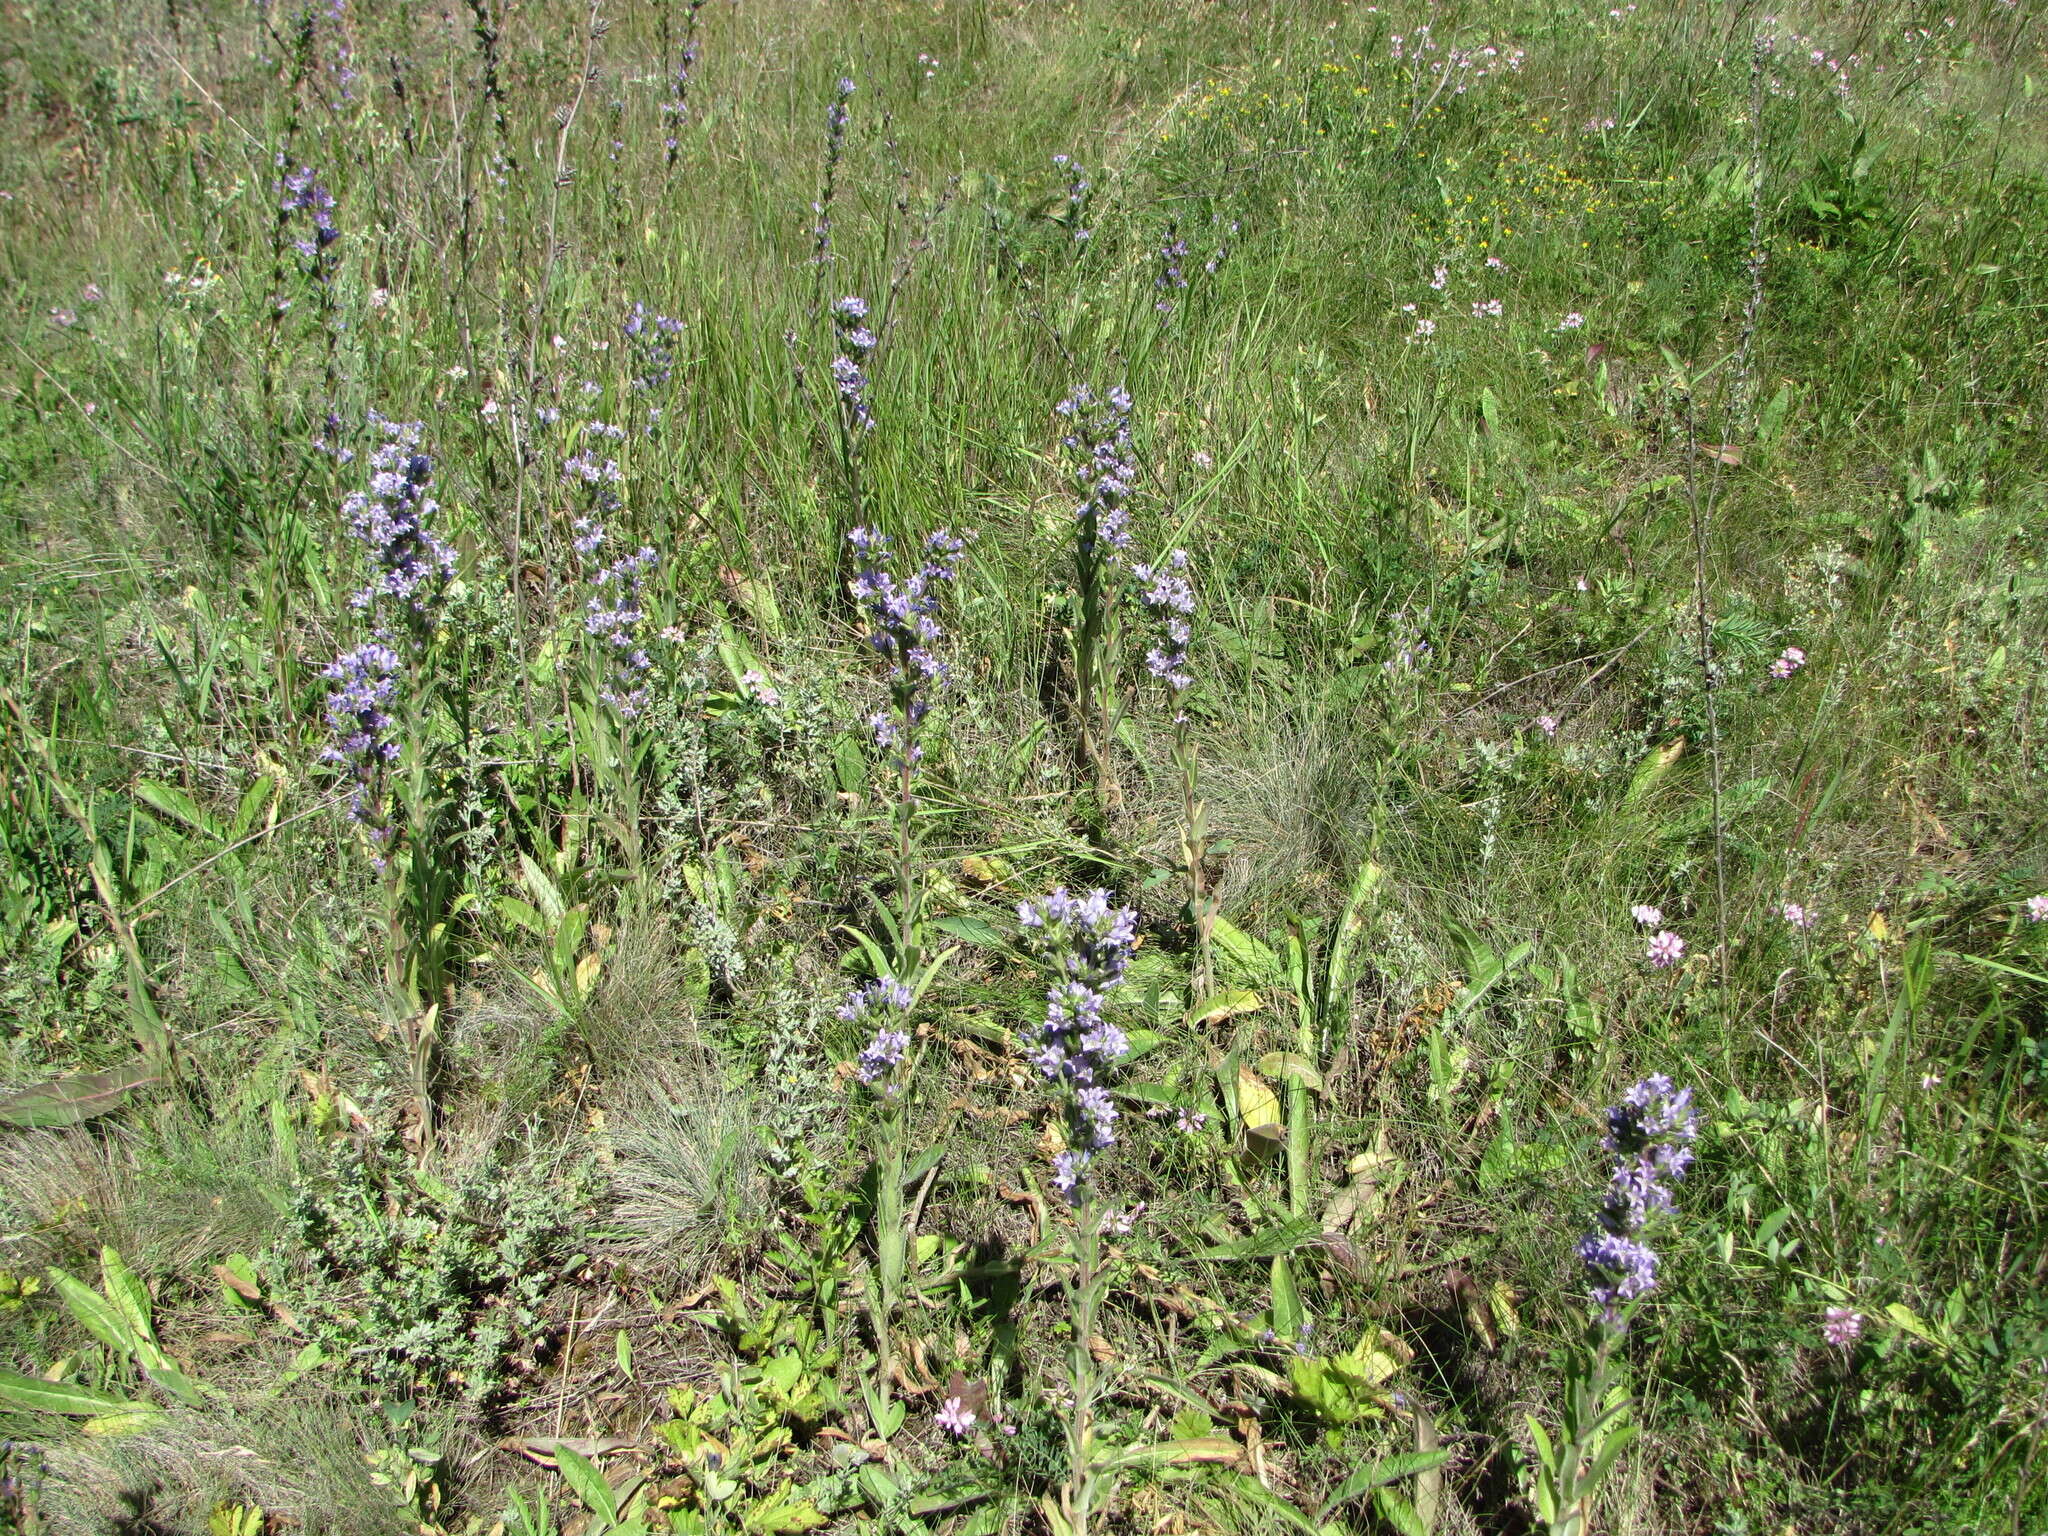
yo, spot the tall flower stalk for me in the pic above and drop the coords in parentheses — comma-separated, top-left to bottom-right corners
(1054, 385, 1136, 809)
(841, 972, 918, 1420)
(318, 414, 458, 1151)
(565, 427, 659, 894)
(1530, 1075, 1699, 1536)
(828, 294, 880, 540)
(275, 154, 342, 394)
(1016, 888, 1138, 1536)
(847, 525, 968, 976)
(326, 413, 455, 981)
(1130, 548, 1213, 991)
(841, 525, 969, 1427)
(811, 75, 855, 273)
(659, 0, 707, 168)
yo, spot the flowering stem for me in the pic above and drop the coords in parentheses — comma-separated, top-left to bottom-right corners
(1061, 1206, 1107, 1536)
(381, 849, 405, 997)
(1530, 1326, 1633, 1536)
(871, 1098, 908, 1418)
(1174, 723, 1215, 997)
(894, 727, 921, 975)
(1073, 514, 1111, 810)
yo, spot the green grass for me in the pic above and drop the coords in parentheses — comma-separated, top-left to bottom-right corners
(1, 0, 2046, 1531)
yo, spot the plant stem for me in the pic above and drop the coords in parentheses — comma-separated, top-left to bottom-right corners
(1073, 516, 1111, 812)
(1063, 1205, 1104, 1536)
(1175, 724, 1214, 997)
(872, 1103, 906, 1417)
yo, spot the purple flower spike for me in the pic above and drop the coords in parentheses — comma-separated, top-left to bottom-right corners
(1580, 1074, 1698, 1325)
(1017, 888, 1139, 1204)
(321, 642, 403, 856)
(344, 414, 454, 617)
(935, 1397, 977, 1437)
(1055, 385, 1137, 557)
(845, 524, 972, 766)
(1131, 548, 1195, 695)
(843, 975, 916, 1099)
(1646, 930, 1685, 969)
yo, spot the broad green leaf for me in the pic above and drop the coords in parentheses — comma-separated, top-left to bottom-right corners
(1885, 1302, 1951, 1354)
(229, 776, 275, 839)
(930, 914, 1005, 950)
(1257, 1052, 1324, 1093)
(553, 1444, 619, 1521)
(1373, 1487, 1431, 1536)
(83, 1404, 163, 1436)
(99, 1247, 156, 1353)
(1193, 1214, 1321, 1261)
(45, 1266, 136, 1355)
(1210, 917, 1281, 986)
(1317, 1451, 1453, 1518)
(0, 1368, 149, 1417)
(134, 779, 225, 840)
(1271, 1255, 1304, 1336)
(1100, 1436, 1243, 1472)
(142, 1362, 206, 1409)
(1185, 989, 1261, 1026)
(0, 1061, 159, 1127)
(1211, 1473, 1326, 1536)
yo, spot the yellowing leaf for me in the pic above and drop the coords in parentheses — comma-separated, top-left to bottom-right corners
(1186, 989, 1261, 1026)
(575, 952, 603, 996)
(1237, 1066, 1283, 1152)
(81, 1406, 161, 1436)
(958, 854, 1010, 886)
(1257, 1051, 1324, 1093)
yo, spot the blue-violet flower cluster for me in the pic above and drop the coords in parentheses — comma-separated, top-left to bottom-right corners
(830, 294, 878, 435)
(1130, 549, 1195, 695)
(1016, 888, 1139, 1202)
(345, 414, 454, 616)
(574, 516, 658, 719)
(1154, 224, 1189, 313)
(842, 975, 916, 1100)
(1577, 1074, 1698, 1324)
(1054, 385, 1136, 557)
(846, 525, 969, 761)
(321, 641, 401, 856)
(623, 302, 684, 394)
(1052, 154, 1093, 243)
(277, 158, 340, 283)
